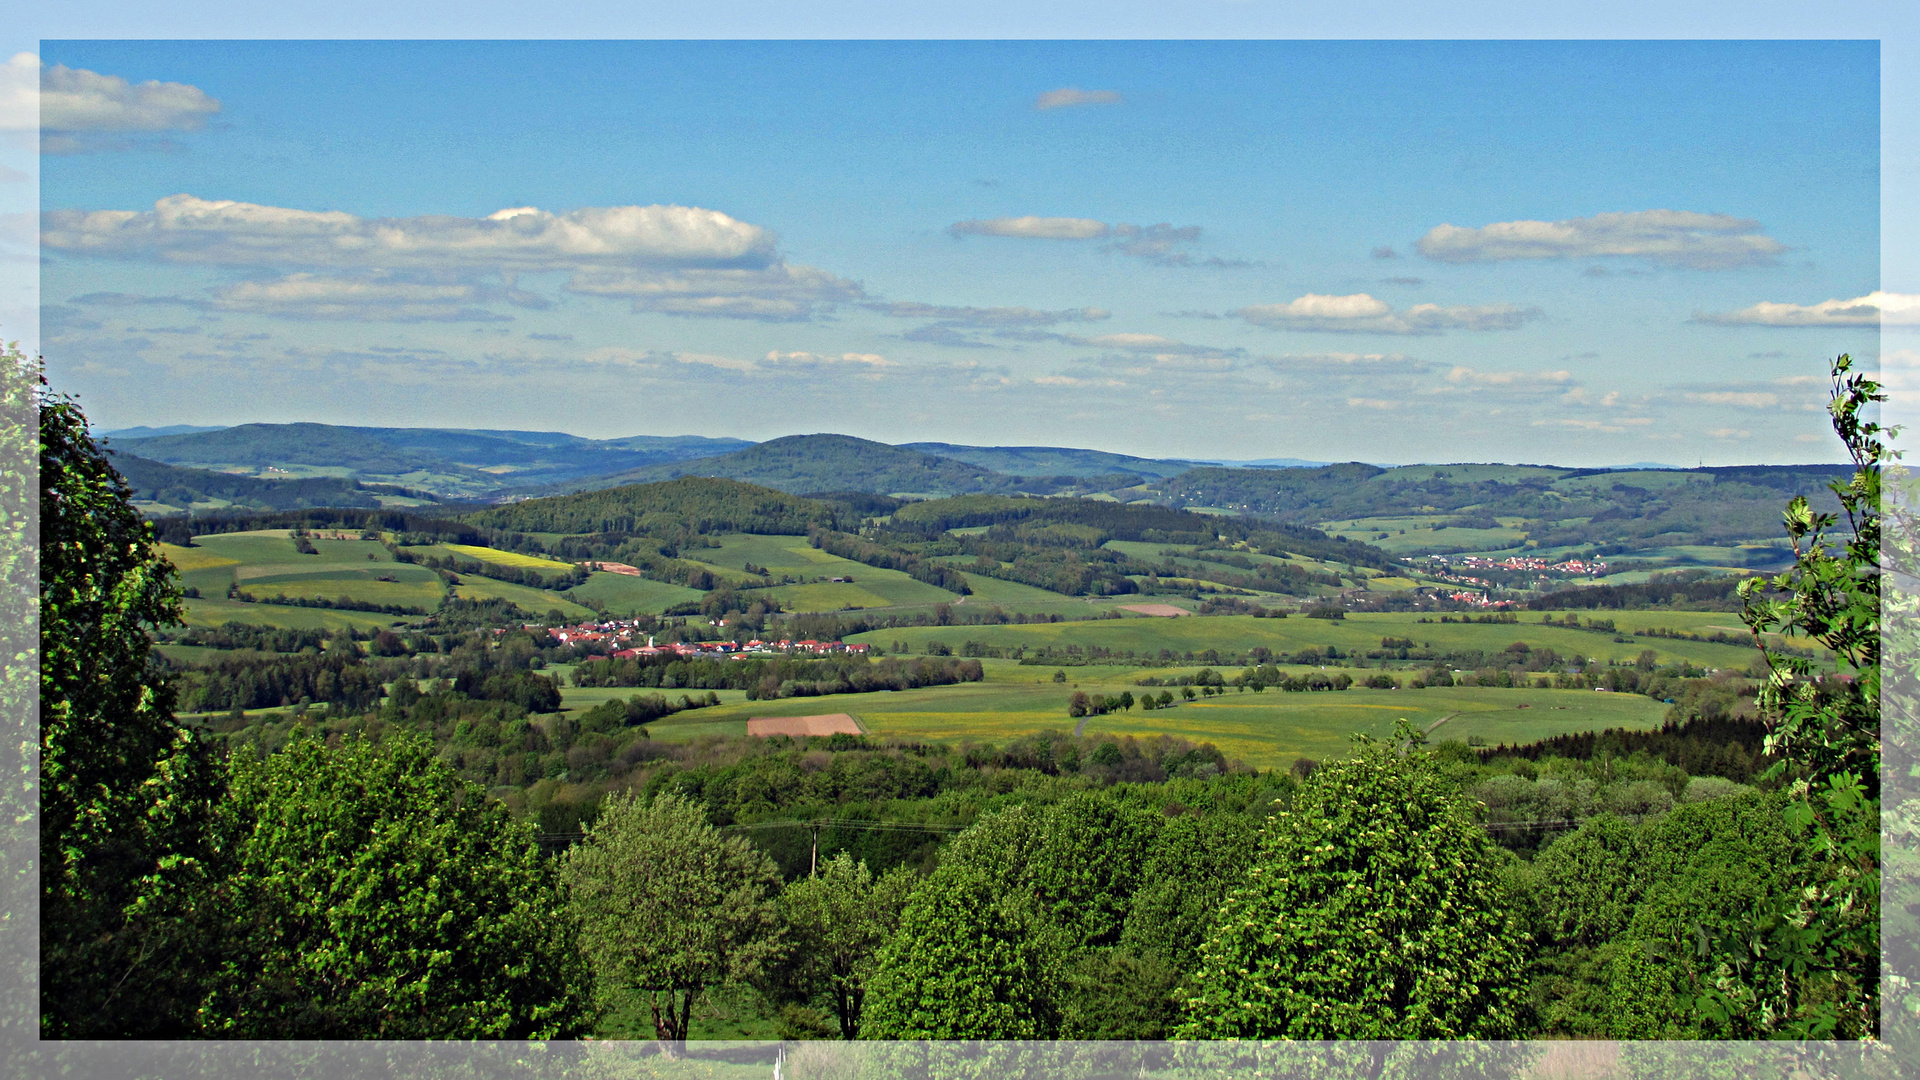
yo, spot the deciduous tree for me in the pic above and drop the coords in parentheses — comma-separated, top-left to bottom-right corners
(194, 732, 592, 1038)
(38, 370, 220, 1037)
(1177, 722, 1530, 1039)
(562, 791, 782, 1053)
(778, 851, 915, 1039)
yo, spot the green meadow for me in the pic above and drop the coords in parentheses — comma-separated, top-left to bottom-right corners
(850, 610, 1769, 669)
(681, 533, 966, 611)
(632, 660, 1670, 769)
(159, 530, 594, 628)
(565, 572, 705, 615)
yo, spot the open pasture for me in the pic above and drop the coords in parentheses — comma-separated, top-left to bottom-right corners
(681, 533, 965, 610)
(166, 531, 445, 611)
(176, 596, 406, 632)
(638, 662, 1670, 768)
(566, 572, 706, 615)
(850, 610, 1768, 669)
(452, 576, 596, 619)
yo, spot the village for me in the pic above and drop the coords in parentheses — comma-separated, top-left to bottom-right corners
(515, 618, 871, 662)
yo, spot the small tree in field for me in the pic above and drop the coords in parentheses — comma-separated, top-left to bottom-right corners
(562, 792, 782, 1052)
(1177, 721, 1530, 1040)
(778, 851, 915, 1039)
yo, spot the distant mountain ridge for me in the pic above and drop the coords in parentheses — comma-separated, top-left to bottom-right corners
(560, 434, 1048, 498)
(110, 423, 753, 499)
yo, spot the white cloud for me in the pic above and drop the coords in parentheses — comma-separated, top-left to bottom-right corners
(567, 265, 863, 322)
(866, 302, 1109, 326)
(1260, 352, 1431, 374)
(1530, 417, 1653, 433)
(1708, 428, 1753, 440)
(1685, 390, 1782, 409)
(1234, 293, 1538, 335)
(946, 216, 1220, 265)
(45, 194, 778, 270)
(1694, 291, 1920, 328)
(1416, 210, 1785, 270)
(949, 216, 1110, 240)
(764, 350, 895, 369)
(1346, 398, 1399, 410)
(45, 194, 865, 322)
(1033, 88, 1123, 110)
(0, 163, 28, 183)
(40, 61, 220, 133)
(1447, 366, 1573, 388)
(209, 274, 539, 322)
(0, 54, 36, 130)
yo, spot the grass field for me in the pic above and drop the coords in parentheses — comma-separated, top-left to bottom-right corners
(177, 596, 407, 632)
(636, 659, 1671, 768)
(166, 532, 447, 612)
(566, 572, 706, 615)
(452, 576, 596, 619)
(850, 611, 1769, 670)
(671, 533, 966, 612)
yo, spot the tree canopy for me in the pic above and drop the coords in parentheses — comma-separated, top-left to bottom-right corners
(1177, 724, 1531, 1040)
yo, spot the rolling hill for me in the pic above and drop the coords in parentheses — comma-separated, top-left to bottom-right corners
(112, 452, 430, 514)
(556, 434, 1049, 497)
(110, 422, 753, 498)
(898, 442, 1202, 480)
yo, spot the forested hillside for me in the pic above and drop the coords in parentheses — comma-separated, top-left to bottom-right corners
(112, 422, 753, 498)
(111, 452, 426, 513)
(463, 477, 837, 537)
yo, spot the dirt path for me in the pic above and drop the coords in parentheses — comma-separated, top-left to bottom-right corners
(1074, 715, 1089, 737)
(1425, 712, 1460, 734)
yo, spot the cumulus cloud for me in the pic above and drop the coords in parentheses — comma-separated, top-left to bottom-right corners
(866, 301, 1109, 326)
(1234, 293, 1539, 335)
(40, 61, 221, 133)
(1033, 88, 1123, 110)
(0, 54, 35, 131)
(947, 216, 1227, 266)
(1531, 417, 1653, 433)
(45, 194, 779, 269)
(949, 216, 1110, 241)
(45, 194, 865, 322)
(1445, 366, 1574, 390)
(566, 265, 863, 322)
(1415, 210, 1785, 270)
(210, 274, 547, 322)
(1258, 352, 1432, 375)
(1685, 390, 1783, 409)
(1693, 291, 1919, 328)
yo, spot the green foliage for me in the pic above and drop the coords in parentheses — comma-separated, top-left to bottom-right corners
(1703, 355, 1883, 1040)
(38, 375, 221, 1037)
(561, 791, 783, 1048)
(194, 732, 591, 1038)
(1177, 722, 1530, 1039)
(463, 475, 834, 537)
(0, 342, 37, 1042)
(1530, 813, 1643, 949)
(113, 451, 397, 512)
(1121, 812, 1262, 975)
(861, 859, 1063, 1039)
(581, 433, 1038, 497)
(777, 851, 916, 1038)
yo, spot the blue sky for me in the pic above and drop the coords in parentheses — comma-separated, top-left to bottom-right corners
(7, 34, 1903, 465)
